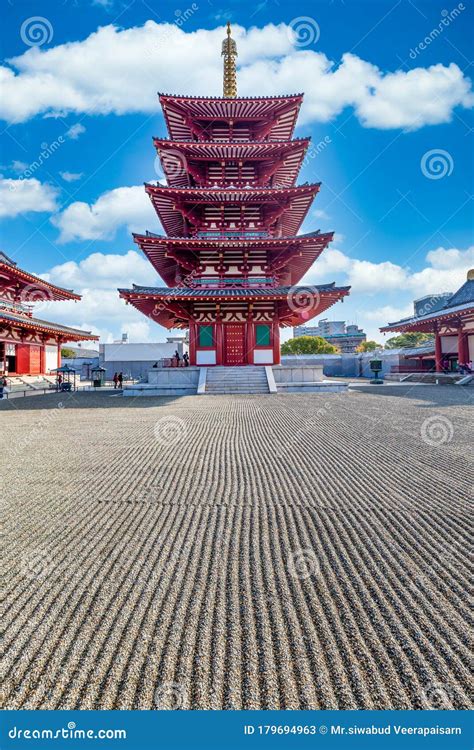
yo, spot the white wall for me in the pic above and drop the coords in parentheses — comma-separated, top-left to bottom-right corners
(254, 349, 274, 364)
(196, 350, 216, 365)
(102, 342, 178, 362)
(440, 336, 458, 354)
(45, 344, 58, 372)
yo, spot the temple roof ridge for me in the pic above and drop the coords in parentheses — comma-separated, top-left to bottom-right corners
(0, 251, 17, 266)
(158, 92, 304, 101)
(442, 278, 474, 308)
(0, 254, 81, 300)
(152, 136, 311, 145)
(0, 310, 96, 338)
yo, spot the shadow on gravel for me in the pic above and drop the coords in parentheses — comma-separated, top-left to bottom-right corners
(0, 391, 185, 411)
(349, 384, 473, 408)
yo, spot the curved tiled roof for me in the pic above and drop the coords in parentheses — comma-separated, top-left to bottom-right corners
(0, 311, 97, 339)
(119, 283, 349, 298)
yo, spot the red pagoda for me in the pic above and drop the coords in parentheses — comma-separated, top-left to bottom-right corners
(0, 252, 96, 376)
(119, 24, 350, 366)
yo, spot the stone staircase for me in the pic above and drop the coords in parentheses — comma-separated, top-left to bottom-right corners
(204, 366, 270, 394)
(401, 372, 463, 385)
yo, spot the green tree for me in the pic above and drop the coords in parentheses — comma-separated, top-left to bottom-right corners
(281, 335, 339, 355)
(61, 347, 76, 358)
(356, 340, 383, 352)
(384, 332, 434, 349)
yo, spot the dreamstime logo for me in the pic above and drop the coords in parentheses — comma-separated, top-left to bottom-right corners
(20, 548, 55, 580)
(420, 149, 454, 180)
(409, 4, 466, 59)
(20, 17, 53, 47)
(303, 136, 332, 167)
(287, 285, 321, 320)
(420, 415, 454, 446)
(287, 547, 320, 580)
(8, 139, 66, 188)
(154, 148, 189, 183)
(153, 416, 187, 446)
(153, 682, 187, 709)
(287, 16, 320, 47)
(422, 681, 456, 709)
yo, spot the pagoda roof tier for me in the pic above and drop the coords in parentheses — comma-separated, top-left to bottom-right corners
(159, 93, 303, 142)
(0, 310, 97, 340)
(0, 252, 80, 302)
(145, 183, 320, 238)
(153, 138, 310, 188)
(132, 230, 334, 287)
(119, 283, 350, 330)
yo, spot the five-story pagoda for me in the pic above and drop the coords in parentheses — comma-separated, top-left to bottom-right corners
(119, 23, 350, 366)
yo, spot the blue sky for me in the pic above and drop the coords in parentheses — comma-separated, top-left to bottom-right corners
(1, 0, 473, 345)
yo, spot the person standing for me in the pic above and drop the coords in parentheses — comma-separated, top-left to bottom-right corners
(0, 374, 7, 399)
(183, 352, 189, 367)
(113, 372, 119, 389)
(174, 350, 181, 367)
(118, 372, 123, 388)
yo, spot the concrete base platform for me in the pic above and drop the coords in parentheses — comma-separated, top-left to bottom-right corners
(276, 380, 348, 393)
(123, 367, 199, 397)
(272, 365, 348, 393)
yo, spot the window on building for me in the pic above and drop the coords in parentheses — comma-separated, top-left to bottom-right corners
(198, 325, 214, 348)
(255, 324, 271, 347)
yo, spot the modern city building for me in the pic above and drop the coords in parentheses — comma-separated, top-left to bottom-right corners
(119, 23, 350, 366)
(294, 319, 366, 353)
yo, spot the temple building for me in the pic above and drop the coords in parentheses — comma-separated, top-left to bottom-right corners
(0, 252, 96, 376)
(381, 270, 474, 371)
(119, 24, 350, 366)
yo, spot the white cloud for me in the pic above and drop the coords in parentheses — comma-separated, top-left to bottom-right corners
(362, 303, 413, 323)
(42, 250, 164, 343)
(65, 123, 86, 140)
(51, 184, 159, 242)
(59, 171, 84, 182)
(0, 177, 58, 218)
(313, 209, 329, 220)
(0, 22, 471, 128)
(11, 160, 28, 172)
(303, 244, 474, 297)
(43, 249, 155, 289)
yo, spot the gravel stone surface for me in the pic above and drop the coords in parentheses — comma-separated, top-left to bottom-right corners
(1, 387, 472, 710)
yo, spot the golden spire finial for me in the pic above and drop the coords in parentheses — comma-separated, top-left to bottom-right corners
(222, 21, 237, 98)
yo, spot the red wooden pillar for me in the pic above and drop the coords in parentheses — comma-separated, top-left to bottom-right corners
(463, 331, 471, 365)
(40, 344, 46, 374)
(57, 338, 62, 369)
(189, 322, 197, 366)
(457, 325, 465, 365)
(273, 319, 281, 365)
(434, 329, 442, 372)
(215, 316, 224, 365)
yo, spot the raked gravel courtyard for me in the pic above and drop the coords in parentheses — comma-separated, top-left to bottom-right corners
(1, 386, 473, 711)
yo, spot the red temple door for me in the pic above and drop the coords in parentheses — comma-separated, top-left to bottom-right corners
(29, 345, 41, 374)
(224, 324, 246, 365)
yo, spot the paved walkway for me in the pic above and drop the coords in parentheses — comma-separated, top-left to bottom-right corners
(1, 388, 472, 710)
